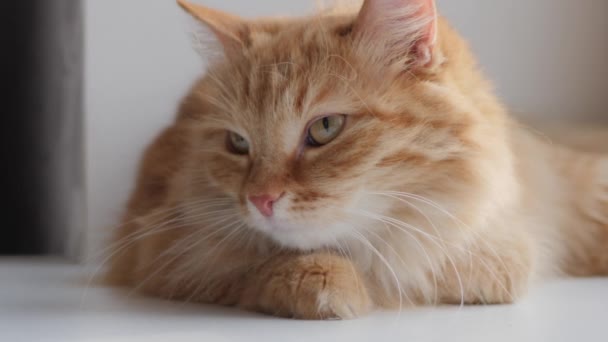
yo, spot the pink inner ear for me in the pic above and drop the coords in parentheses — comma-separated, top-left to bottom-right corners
(416, 0, 437, 66)
(356, 0, 438, 68)
(420, 0, 437, 43)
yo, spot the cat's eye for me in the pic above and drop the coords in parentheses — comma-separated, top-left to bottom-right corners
(227, 132, 250, 155)
(306, 115, 346, 147)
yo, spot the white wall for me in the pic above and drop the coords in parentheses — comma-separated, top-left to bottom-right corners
(438, 0, 608, 122)
(85, 0, 197, 252)
(85, 0, 607, 256)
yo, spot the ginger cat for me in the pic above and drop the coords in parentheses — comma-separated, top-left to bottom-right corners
(105, 0, 608, 319)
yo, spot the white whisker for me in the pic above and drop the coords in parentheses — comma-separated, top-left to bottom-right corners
(350, 230, 408, 314)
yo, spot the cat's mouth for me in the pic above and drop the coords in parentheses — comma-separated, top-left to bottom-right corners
(262, 227, 340, 250)
(246, 202, 305, 231)
(250, 216, 307, 237)
(243, 201, 348, 250)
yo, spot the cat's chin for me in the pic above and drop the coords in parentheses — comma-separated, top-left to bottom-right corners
(252, 220, 348, 251)
(268, 230, 338, 251)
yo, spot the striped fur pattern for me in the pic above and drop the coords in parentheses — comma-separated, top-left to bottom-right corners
(105, 0, 608, 319)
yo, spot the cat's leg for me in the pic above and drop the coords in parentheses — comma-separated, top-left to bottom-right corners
(121, 222, 372, 319)
(563, 155, 608, 276)
(105, 220, 140, 286)
(239, 253, 372, 320)
(438, 232, 534, 305)
(105, 125, 186, 286)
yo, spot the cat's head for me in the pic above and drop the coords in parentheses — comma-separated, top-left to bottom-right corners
(176, 0, 513, 250)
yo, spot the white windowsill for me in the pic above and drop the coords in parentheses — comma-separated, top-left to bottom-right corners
(1, 258, 606, 342)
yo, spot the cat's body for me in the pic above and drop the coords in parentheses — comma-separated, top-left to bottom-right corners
(106, 0, 608, 319)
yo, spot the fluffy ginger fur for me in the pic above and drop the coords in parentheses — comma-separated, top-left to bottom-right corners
(105, 0, 608, 319)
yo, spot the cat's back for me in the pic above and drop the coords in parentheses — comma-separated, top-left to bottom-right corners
(513, 122, 608, 276)
(535, 123, 608, 154)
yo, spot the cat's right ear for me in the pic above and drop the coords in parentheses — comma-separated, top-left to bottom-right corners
(177, 0, 249, 58)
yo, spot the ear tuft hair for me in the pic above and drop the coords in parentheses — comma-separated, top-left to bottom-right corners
(177, 0, 249, 60)
(353, 0, 439, 71)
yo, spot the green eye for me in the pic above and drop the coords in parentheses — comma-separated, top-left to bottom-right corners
(307, 115, 346, 147)
(227, 132, 250, 155)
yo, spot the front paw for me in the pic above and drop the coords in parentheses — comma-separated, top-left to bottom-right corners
(294, 262, 371, 319)
(246, 253, 372, 320)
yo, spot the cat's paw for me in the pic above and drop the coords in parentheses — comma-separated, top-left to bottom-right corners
(293, 262, 371, 319)
(249, 254, 372, 320)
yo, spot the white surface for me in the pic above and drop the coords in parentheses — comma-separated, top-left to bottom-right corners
(84, 0, 608, 257)
(1, 258, 607, 342)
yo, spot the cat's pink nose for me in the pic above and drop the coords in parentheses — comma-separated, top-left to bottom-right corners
(249, 193, 284, 217)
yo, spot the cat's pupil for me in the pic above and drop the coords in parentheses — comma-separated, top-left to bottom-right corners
(323, 117, 330, 130)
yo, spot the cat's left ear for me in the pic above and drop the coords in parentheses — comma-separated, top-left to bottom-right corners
(354, 0, 440, 70)
(177, 0, 249, 58)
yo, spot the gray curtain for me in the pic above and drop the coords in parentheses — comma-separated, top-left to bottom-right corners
(1, 0, 84, 258)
